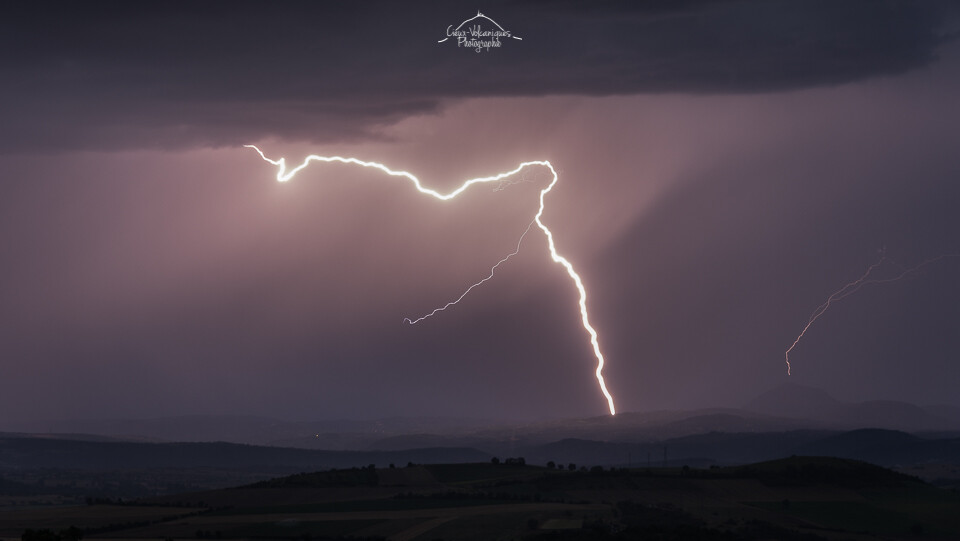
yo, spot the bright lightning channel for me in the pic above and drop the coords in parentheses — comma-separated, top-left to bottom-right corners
(785, 252, 959, 375)
(245, 145, 617, 415)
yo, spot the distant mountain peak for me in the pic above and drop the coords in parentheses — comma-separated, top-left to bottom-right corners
(744, 383, 952, 431)
(745, 382, 840, 418)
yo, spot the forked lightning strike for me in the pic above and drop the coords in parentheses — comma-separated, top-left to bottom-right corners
(245, 145, 617, 415)
(785, 252, 959, 375)
(403, 220, 535, 325)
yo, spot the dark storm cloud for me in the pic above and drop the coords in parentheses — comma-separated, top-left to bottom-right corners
(0, 0, 954, 152)
(586, 92, 960, 410)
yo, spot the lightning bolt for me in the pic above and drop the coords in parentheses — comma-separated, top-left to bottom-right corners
(403, 220, 535, 325)
(785, 251, 959, 375)
(245, 145, 617, 415)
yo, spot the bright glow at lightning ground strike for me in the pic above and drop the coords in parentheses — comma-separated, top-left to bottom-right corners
(246, 145, 618, 416)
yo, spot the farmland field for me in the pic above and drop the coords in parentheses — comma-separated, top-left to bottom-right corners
(3, 457, 959, 540)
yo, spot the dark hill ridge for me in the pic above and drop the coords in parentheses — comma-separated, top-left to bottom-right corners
(744, 382, 954, 430)
(517, 429, 960, 469)
(6, 427, 944, 475)
(796, 428, 960, 465)
(1, 415, 503, 448)
(237, 455, 924, 491)
(352, 386, 960, 454)
(5, 384, 957, 451)
(2, 385, 958, 475)
(0, 434, 489, 470)
(360, 408, 821, 453)
(731, 455, 925, 489)
(746, 382, 841, 418)
(17, 455, 960, 541)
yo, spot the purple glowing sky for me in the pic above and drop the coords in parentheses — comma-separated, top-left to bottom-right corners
(1, 1, 959, 423)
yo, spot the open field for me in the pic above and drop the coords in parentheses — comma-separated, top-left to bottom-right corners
(2, 457, 959, 540)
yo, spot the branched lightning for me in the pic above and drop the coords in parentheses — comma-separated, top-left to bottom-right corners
(784, 256, 885, 375)
(785, 251, 959, 375)
(403, 220, 535, 325)
(493, 169, 545, 192)
(245, 145, 617, 415)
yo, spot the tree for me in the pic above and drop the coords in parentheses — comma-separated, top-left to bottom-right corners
(547, 461, 556, 469)
(490, 457, 500, 465)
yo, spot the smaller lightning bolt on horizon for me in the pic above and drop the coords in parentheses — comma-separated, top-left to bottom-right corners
(245, 145, 617, 415)
(785, 251, 960, 375)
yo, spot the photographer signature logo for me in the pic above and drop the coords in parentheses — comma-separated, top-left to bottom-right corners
(438, 11, 523, 53)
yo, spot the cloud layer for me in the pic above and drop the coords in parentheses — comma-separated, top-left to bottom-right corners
(1, 0, 953, 152)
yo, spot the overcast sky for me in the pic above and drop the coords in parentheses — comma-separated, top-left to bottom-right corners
(1, 0, 959, 424)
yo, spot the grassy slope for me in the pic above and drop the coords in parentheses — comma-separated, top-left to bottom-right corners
(1, 456, 958, 540)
